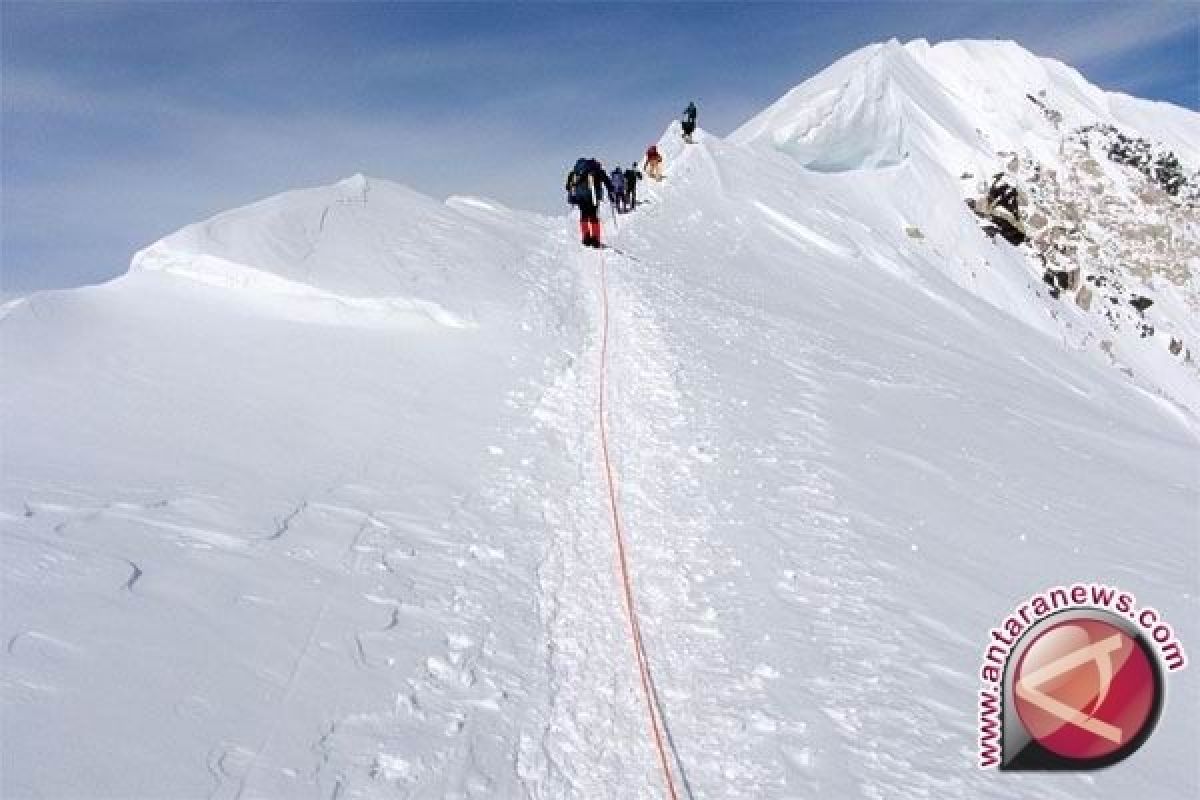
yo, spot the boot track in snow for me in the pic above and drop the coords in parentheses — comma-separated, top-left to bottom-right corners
(595, 247, 685, 800)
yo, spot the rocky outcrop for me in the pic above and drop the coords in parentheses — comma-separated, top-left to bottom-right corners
(960, 103, 1199, 390)
(1078, 124, 1198, 200)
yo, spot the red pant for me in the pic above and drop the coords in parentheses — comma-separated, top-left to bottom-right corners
(579, 216, 601, 241)
(578, 204, 601, 243)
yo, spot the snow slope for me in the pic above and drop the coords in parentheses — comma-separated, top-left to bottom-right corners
(3, 40, 1197, 799)
(732, 38, 1200, 421)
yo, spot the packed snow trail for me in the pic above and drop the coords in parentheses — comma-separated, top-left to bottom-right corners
(583, 235, 794, 798)
(595, 248, 683, 800)
(507, 224, 790, 798)
(510, 243, 686, 799)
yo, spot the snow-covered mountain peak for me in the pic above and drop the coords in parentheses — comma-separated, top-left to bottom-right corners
(733, 38, 1200, 175)
(729, 37, 972, 171)
(721, 38, 1200, 418)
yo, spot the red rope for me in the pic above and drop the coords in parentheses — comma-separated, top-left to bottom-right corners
(596, 251, 681, 800)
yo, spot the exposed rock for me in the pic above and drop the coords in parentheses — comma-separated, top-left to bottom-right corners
(963, 116, 1198, 396)
(1075, 284, 1093, 311)
(968, 173, 1027, 245)
(1043, 268, 1078, 291)
(1026, 92, 1063, 127)
(1064, 267, 1081, 290)
(1079, 123, 1198, 198)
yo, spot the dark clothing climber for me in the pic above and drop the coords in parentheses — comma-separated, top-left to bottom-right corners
(624, 164, 642, 210)
(682, 101, 697, 142)
(566, 158, 616, 248)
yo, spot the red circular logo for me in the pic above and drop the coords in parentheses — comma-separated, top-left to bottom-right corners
(1013, 618, 1158, 761)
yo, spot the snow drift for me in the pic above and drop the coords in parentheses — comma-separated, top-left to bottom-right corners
(131, 173, 553, 328)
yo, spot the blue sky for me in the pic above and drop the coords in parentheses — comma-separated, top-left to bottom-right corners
(3, 2, 1197, 291)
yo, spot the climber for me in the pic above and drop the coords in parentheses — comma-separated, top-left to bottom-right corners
(624, 162, 643, 210)
(566, 157, 615, 248)
(681, 101, 697, 143)
(644, 145, 664, 181)
(610, 165, 627, 213)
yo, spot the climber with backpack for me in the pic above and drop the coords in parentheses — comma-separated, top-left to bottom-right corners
(644, 145, 664, 181)
(624, 162, 642, 210)
(610, 166, 627, 213)
(681, 101, 697, 143)
(564, 165, 579, 206)
(566, 157, 615, 248)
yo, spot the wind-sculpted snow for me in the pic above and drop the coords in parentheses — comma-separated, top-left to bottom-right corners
(731, 40, 988, 172)
(132, 174, 551, 325)
(734, 38, 1200, 176)
(133, 247, 475, 329)
(3, 38, 1197, 800)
